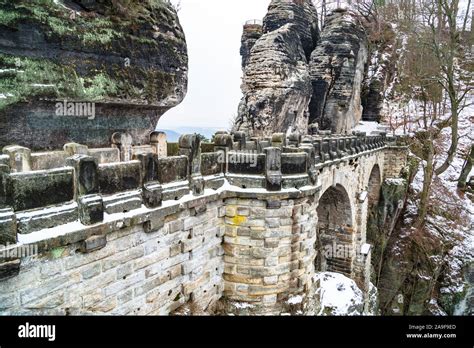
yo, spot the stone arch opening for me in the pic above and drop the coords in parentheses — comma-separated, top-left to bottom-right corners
(366, 164, 384, 277)
(316, 184, 354, 276)
(366, 164, 382, 245)
(367, 164, 381, 211)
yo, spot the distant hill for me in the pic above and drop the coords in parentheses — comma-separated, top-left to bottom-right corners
(156, 129, 181, 142)
(156, 126, 226, 142)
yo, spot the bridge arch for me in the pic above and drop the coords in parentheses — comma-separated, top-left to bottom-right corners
(316, 184, 354, 276)
(366, 164, 384, 274)
(367, 164, 382, 211)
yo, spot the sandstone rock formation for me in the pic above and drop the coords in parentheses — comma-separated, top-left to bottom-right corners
(240, 21, 263, 69)
(0, 0, 188, 150)
(361, 22, 398, 122)
(236, 24, 312, 137)
(236, 4, 370, 137)
(308, 9, 368, 134)
(235, 0, 319, 137)
(263, 0, 319, 60)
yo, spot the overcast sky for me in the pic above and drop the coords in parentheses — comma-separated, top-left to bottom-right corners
(159, 0, 472, 130)
(158, 0, 270, 130)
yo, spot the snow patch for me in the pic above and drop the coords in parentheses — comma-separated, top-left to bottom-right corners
(353, 121, 388, 135)
(385, 178, 407, 186)
(313, 272, 364, 316)
(287, 295, 303, 305)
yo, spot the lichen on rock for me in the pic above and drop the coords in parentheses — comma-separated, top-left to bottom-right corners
(0, 0, 188, 149)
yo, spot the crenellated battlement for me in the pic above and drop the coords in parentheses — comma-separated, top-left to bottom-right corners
(1, 130, 391, 232)
(0, 129, 408, 315)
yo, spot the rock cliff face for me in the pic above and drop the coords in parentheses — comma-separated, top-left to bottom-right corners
(240, 22, 263, 69)
(235, 0, 318, 137)
(361, 22, 398, 122)
(236, 24, 312, 137)
(263, 0, 319, 60)
(236, 5, 369, 137)
(0, 0, 188, 150)
(308, 10, 368, 134)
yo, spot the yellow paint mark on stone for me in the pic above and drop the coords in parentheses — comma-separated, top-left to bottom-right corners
(232, 215, 247, 226)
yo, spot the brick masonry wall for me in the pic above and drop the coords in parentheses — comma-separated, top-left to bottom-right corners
(383, 146, 409, 179)
(0, 200, 225, 315)
(223, 197, 318, 315)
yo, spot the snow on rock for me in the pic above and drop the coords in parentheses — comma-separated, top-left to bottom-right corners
(287, 295, 303, 305)
(353, 121, 389, 135)
(385, 178, 407, 186)
(313, 272, 364, 316)
(367, 282, 379, 315)
(427, 298, 448, 316)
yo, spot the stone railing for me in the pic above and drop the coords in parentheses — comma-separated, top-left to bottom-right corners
(0, 130, 390, 241)
(244, 19, 263, 26)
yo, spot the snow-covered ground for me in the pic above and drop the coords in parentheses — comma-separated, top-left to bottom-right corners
(353, 121, 390, 135)
(313, 272, 365, 315)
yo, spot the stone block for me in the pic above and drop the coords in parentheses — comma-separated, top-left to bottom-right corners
(111, 132, 133, 162)
(103, 191, 142, 215)
(142, 182, 163, 208)
(81, 235, 107, 253)
(0, 164, 9, 206)
(201, 152, 223, 176)
(265, 218, 280, 228)
(191, 175, 204, 196)
(150, 131, 168, 158)
(204, 176, 225, 191)
(64, 143, 88, 156)
(98, 161, 141, 195)
(16, 202, 78, 234)
(5, 168, 74, 211)
(161, 183, 189, 201)
(144, 215, 165, 234)
(158, 156, 188, 184)
(66, 155, 99, 197)
(191, 204, 207, 216)
(169, 244, 182, 257)
(271, 133, 286, 147)
(265, 238, 280, 248)
(79, 194, 104, 225)
(265, 147, 282, 191)
(0, 208, 16, 244)
(179, 134, 201, 176)
(81, 262, 102, 280)
(226, 174, 266, 189)
(168, 220, 184, 234)
(2, 145, 31, 172)
(281, 153, 308, 175)
(88, 148, 120, 164)
(0, 259, 20, 280)
(0, 155, 9, 166)
(233, 131, 247, 150)
(182, 237, 203, 253)
(266, 200, 282, 209)
(214, 133, 233, 148)
(136, 153, 159, 183)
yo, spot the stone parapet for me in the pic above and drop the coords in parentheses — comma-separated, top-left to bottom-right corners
(0, 130, 405, 315)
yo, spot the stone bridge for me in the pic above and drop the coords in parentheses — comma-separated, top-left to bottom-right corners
(0, 130, 408, 315)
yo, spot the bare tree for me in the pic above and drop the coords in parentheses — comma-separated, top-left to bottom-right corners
(421, 0, 472, 175)
(458, 144, 474, 189)
(462, 0, 472, 32)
